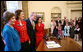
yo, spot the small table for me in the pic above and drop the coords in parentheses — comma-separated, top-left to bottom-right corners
(36, 37, 82, 51)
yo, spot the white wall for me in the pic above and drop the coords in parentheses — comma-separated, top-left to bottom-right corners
(28, 1, 82, 29)
(6, 1, 82, 29)
(28, 1, 68, 29)
(71, 10, 82, 20)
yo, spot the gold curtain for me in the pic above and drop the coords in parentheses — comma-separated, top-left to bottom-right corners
(1, 1, 7, 31)
(22, 1, 29, 19)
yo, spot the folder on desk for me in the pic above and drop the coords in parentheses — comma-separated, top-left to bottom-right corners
(45, 41, 61, 48)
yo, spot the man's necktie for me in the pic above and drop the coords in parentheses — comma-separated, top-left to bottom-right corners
(32, 21, 35, 30)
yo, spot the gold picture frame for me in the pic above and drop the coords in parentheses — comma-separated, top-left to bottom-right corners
(35, 12, 45, 22)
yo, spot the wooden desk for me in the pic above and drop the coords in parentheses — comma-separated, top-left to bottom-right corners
(36, 37, 82, 51)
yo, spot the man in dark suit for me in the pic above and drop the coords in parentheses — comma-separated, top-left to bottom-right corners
(78, 17, 82, 38)
(74, 17, 78, 25)
(63, 17, 67, 26)
(56, 17, 62, 26)
(24, 12, 37, 51)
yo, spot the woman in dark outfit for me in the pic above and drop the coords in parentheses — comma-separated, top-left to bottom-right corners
(78, 17, 82, 38)
(53, 21, 58, 37)
(70, 24, 75, 38)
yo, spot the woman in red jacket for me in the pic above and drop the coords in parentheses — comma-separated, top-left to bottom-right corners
(13, 9, 30, 51)
(36, 17, 44, 48)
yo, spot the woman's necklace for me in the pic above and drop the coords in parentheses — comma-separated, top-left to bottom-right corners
(19, 20, 23, 26)
(38, 23, 40, 27)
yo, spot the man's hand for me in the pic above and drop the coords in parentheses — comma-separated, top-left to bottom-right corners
(3, 40, 6, 45)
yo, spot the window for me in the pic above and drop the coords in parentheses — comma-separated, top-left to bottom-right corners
(6, 1, 19, 13)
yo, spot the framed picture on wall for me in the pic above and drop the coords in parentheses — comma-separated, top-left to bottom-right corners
(35, 12, 45, 22)
(51, 13, 61, 20)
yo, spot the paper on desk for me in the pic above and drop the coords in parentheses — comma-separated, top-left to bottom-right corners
(45, 41, 61, 48)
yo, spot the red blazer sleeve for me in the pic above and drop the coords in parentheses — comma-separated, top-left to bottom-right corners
(13, 20, 30, 43)
(42, 24, 45, 36)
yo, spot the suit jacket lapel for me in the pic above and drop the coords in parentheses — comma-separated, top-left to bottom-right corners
(28, 19, 33, 29)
